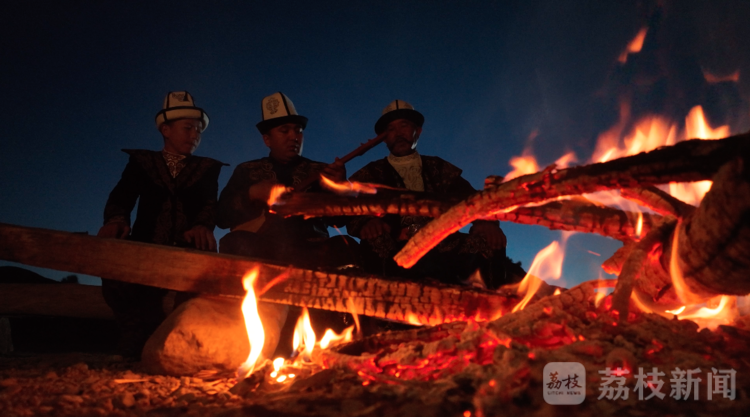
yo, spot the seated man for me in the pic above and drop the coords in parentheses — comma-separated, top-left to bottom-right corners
(98, 91, 227, 357)
(217, 92, 359, 356)
(349, 100, 524, 290)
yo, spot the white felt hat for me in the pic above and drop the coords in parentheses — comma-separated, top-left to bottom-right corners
(155, 91, 209, 132)
(374, 99, 424, 134)
(256, 92, 308, 133)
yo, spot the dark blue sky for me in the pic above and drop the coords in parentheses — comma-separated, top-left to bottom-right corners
(2, 1, 748, 286)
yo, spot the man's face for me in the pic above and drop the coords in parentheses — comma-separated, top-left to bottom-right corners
(384, 119, 421, 157)
(161, 119, 203, 155)
(263, 123, 304, 163)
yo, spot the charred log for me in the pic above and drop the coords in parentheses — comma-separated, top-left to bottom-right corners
(0, 223, 527, 325)
(395, 134, 750, 268)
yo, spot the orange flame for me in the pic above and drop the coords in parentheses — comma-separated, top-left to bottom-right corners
(512, 233, 570, 312)
(319, 326, 355, 349)
(587, 104, 727, 207)
(237, 268, 264, 378)
(661, 221, 739, 328)
(345, 298, 361, 334)
(635, 212, 643, 238)
(554, 151, 578, 169)
(267, 185, 292, 206)
(405, 312, 424, 326)
(320, 176, 378, 195)
(505, 152, 540, 182)
(504, 130, 541, 182)
(618, 27, 648, 64)
(293, 307, 316, 361)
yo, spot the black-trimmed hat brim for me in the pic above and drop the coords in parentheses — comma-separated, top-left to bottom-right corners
(256, 114, 309, 134)
(374, 109, 424, 134)
(155, 107, 210, 132)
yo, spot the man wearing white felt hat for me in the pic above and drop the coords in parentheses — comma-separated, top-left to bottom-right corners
(98, 91, 227, 357)
(217, 92, 360, 357)
(349, 100, 525, 290)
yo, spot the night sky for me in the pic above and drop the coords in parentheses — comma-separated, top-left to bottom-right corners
(2, 1, 749, 286)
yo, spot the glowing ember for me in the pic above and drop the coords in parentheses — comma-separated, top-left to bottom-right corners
(267, 184, 292, 206)
(293, 307, 317, 361)
(320, 176, 378, 195)
(271, 357, 284, 377)
(237, 268, 264, 378)
(618, 27, 648, 64)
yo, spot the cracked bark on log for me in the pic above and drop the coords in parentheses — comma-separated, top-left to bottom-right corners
(0, 223, 524, 325)
(395, 135, 750, 268)
(271, 191, 451, 219)
(676, 157, 750, 297)
(620, 186, 696, 218)
(274, 193, 656, 242)
(486, 197, 658, 242)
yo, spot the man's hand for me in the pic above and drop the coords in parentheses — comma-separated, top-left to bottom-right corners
(184, 225, 217, 251)
(469, 222, 507, 250)
(97, 222, 130, 239)
(248, 179, 278, 203)
(360, 218, 391, 240)
(320, 158, 346, 182)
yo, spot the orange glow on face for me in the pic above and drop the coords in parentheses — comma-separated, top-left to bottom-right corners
(237, 268, 264, 378)
(618, 27, 648, 63)
(320, 176, 378, 195)
(267, 184, 292, 206)
(293, 307, 316, 361)
(319, 326, 355, 349)
(512, 233, 570, 312)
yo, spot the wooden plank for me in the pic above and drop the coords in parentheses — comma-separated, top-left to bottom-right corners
(0, 223, 520, 325)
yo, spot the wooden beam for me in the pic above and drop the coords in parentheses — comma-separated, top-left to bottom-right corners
(0, 223, 520, 325)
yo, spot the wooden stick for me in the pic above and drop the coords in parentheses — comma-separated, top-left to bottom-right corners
(294, 132, 386, 192)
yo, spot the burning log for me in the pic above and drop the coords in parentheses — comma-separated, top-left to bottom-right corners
(0, 222, 527, 325)
(620, 186, 696, 218)
(394, 134, 749, 268)
(274, 191, 657, 243)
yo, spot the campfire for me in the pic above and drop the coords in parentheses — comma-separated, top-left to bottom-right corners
(2, 21, 750, 417)
(221, 98, 750, 415)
